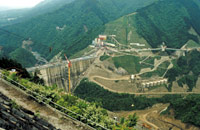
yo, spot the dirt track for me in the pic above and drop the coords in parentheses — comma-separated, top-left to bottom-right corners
(116, 104, 200, 130)
(76, 48, 200, 129)
(85, 49, 200, 95)
(91, 75, 200, 95)
(142, 110, 160, 130)
(91, 75, 130, 81)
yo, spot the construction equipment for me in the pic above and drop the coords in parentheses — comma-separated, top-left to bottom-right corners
(64, 54, 72, 94)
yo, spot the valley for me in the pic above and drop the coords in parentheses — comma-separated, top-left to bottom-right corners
(72, 34, 200, 129)
(1, 0, 200, 129)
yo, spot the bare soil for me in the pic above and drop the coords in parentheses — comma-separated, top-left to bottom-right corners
(116, 104, 200, 130)
(94, 77, 137, 93)
(86, 49, 200, 95)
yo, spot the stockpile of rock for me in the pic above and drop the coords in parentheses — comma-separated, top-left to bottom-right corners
(0, 92, 59, 130)
(115, 67, 128, 75)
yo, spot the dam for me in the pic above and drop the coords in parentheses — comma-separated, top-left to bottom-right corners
(27, 56, 96, 92)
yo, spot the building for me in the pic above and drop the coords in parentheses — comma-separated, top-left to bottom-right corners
(99, 35, 107, 41)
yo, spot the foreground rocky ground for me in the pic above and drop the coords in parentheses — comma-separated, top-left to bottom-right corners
(0, 79, 92, 130)
(0, 92, 58, 130)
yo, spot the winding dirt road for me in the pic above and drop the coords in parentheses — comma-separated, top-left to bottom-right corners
(141, 111, 160, 130)
(91, 75, 200, 95)
(92, 75, 130, 81)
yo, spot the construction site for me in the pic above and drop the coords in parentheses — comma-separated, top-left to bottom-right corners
(85, 35, 200, 130)
(1, 34, 200, 130)
(25, 33, 200, 95)
(1, 0, 200, 129)
(63, 34, 200, 95)
(2, 34, 198, 130)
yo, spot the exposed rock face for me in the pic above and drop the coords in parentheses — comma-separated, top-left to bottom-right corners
(0, 92, 58, 130)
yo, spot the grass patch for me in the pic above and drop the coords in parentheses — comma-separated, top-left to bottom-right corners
(141, 56, 162, 69)
(112, 55, 141, 74)
(100, 54, 110, 61)
(104, 14, 150, 48)
(186, 40, 200, 48)
(10, 100, 21, 110)
(141, 61, 170, 78)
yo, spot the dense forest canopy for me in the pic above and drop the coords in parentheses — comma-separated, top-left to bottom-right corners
(167, 94, 200, 127)
(75, 78, 200, 127)
(1, 0, 200, 128)
(1, 0, 200, 67)
(74, 78, 183, 111)
(0, 58, 30, 78)
(165, 50, 200, 91)
(134, 0, 200, 48)
(0, 0, 75, 27)
(0, 58, 44, 84)
(0, 0, 157, 66)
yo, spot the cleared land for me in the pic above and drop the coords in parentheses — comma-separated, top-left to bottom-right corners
(116, 104, 200, 130)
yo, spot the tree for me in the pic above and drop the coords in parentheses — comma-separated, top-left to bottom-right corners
(0, 57, 31, 78)
(31, 72, 44, 85)
(126, 113, 138, 127)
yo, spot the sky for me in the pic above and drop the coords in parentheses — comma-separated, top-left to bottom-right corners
(0, 0, 44, 8)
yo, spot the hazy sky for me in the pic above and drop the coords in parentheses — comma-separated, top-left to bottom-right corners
(0, 0, 44, 8)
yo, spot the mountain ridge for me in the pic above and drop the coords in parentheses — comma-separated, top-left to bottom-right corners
(2, 0, 200, 67)
(0, 0, 157, 67)
(104, 0, 200, 49)
(0, 0, 74, 27)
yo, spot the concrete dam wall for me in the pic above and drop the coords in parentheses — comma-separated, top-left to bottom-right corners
(27, 57, 95, 92)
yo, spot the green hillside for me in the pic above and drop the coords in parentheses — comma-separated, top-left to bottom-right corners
(166, 94, 200, 127)
(104, 0, 200, 48)
(75, 79, 200, 127)
(165, 50, 200, 92)
(2, 0, 200, 67)
(0, 0, 156, 66)
(104, 13, 150, 47)
(0, 0, 74, 27)
(9, 48, 37, 68)
(135, 0, 200, 48)
(112, 55, 141, 74)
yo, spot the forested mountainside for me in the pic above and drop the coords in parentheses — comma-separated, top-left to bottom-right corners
(165, 50, 200, 92)
(166, 94, 200, 127)
(134, 0, 200, 48)
(75, 79, 200, 127)
(1, 0, 200, 67)
(105, 0, 200, 48)
(0, 0, 74, 27)
(0, 0, 156, 67)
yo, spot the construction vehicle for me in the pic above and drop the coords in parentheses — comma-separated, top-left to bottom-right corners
(64, 54, 72, 94)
